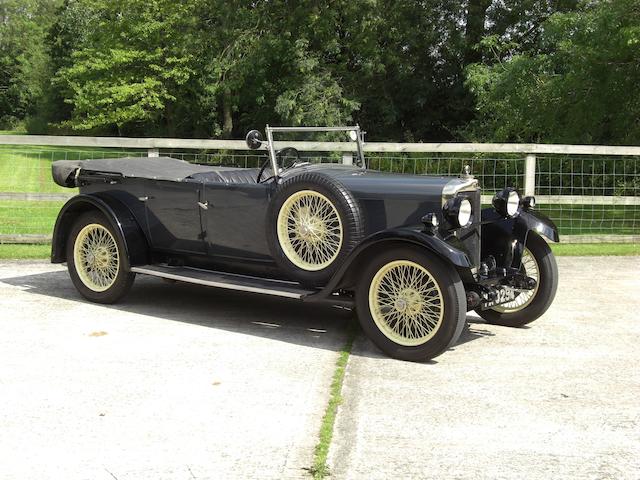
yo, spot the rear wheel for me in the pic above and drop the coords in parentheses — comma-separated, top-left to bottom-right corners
(355, 247, 466, 361)
(66, 211, 135, 304)
(476, 232, 558, 327)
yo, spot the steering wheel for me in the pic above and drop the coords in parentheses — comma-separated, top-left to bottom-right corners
(256, 157, 270, 183)
(277, 147, 300, 169)
(256, 147, 302, 183)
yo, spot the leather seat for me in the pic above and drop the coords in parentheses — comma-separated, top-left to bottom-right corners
(215, 168, 261, 184)
(189, 167, 262, 184)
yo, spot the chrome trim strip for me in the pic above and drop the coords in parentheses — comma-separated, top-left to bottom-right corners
(130, 266, 305, 299)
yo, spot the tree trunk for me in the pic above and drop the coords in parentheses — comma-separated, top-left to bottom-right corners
(464, 0, 491, 65)
(221, 90, 233, 138)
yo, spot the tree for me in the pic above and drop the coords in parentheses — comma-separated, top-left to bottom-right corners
(465, 0, 640, 145)
(0, 0, 59, 128)
(54, 0, 198, 135)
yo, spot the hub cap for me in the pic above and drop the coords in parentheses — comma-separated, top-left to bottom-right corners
(493, 247, 539, 313)
(276, 190, 343, 271)
(368, 260, 444, 346)
(73, 223, 120, 292)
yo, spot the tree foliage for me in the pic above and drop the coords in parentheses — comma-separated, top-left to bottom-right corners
(465, 0, 640, 144)
(1, 0, 637, 145)
(0, 0, 59, 128)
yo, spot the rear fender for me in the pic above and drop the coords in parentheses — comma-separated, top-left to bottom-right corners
(51, 193, 148, 266)
(311, 229, 471, 298)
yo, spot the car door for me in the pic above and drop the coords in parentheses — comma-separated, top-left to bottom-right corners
(144, 179, 207, 254)
(202, 182, 274, 261)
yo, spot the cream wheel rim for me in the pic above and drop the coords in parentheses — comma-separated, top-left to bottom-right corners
(493, 247, 539, 313)
(73, 223, 120, 292)
(368, 260, 444, 346)
(276, 190, 343, 271)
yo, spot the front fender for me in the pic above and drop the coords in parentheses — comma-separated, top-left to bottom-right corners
(310, 228, 471, 298)
(51, 193, 148, 266)
(517, 210, 559, 243)
(480, 208, 559, 269)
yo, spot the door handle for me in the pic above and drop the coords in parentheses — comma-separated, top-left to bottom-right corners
(197, 201, 209, 210)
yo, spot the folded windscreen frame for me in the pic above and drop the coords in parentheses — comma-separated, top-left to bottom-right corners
(264, 125, 366, 172)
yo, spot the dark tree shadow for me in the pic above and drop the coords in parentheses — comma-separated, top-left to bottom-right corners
(0, 268, 353, 353)
(1, 267, 496, 362)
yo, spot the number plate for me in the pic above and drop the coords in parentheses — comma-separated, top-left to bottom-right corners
(482, 287, 516, 309)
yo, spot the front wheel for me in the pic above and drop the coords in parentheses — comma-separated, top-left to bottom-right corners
(476, 232, 558, 327)
(355, 246, 466, 362)
(66, 211, 135, 304)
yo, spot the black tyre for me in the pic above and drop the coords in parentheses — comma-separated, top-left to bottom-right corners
(355, 246, 466, 362)
(476, 232, 558, 327)
(268, 172, 364, 286)
(66, 211, 135, 304)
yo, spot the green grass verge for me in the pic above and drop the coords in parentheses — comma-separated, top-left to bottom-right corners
(550, 242, 640, 256)
(0, 244, 51, 259)
(310, 327, 355, 479)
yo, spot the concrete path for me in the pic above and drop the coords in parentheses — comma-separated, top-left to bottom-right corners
(0, 262, 350, 480)
(328, 256, 640, 479)
(2, 257, 639, 479)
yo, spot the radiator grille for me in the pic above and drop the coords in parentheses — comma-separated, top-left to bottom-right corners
(457, 190, 481, 268)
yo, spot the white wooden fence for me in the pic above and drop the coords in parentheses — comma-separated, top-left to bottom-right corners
(1, 135, 639, 244)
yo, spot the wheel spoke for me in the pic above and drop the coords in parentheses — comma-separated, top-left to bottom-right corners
(368, 260, 445, 346)
(73, 223, 120, 292)
(277, 190, 344, 271)
(493, 247, 540, 313)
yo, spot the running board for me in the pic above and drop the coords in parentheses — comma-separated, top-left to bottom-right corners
(130, 265, 315, 299)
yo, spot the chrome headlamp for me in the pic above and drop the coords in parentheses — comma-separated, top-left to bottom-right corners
(443, 197, 473, 228)
(421, 212, 439, 235)
(522, 196, 536, 211)
(493, 187, 521, 218)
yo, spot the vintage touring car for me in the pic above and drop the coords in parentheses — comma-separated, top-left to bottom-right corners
(51, 126, 559, 361)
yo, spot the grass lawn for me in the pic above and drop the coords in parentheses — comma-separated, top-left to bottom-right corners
(536, 204, 640, 236)
(0, 200, 65, 235)
(0, 244, 51, 259)
(550, 243, 640, 256)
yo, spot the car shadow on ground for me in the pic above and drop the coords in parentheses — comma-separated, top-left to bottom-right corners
(1, 268, 495, 361)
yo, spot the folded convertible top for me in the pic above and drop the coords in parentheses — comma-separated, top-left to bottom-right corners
(52, 156, 224, 187)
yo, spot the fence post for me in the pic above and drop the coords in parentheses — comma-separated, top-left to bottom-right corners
(524, 154, 536, 196)
(342, 153, 353, 165)
(148, 148, 159, 157)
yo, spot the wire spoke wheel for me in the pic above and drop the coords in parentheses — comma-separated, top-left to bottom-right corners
(493, 247, 539, 313)
(276, 190, 343, 271)
(368, 260, 445, 346)
(73, 223, 120, 292)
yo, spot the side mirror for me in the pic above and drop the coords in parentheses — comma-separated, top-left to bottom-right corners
(245, 130, 263, 150)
